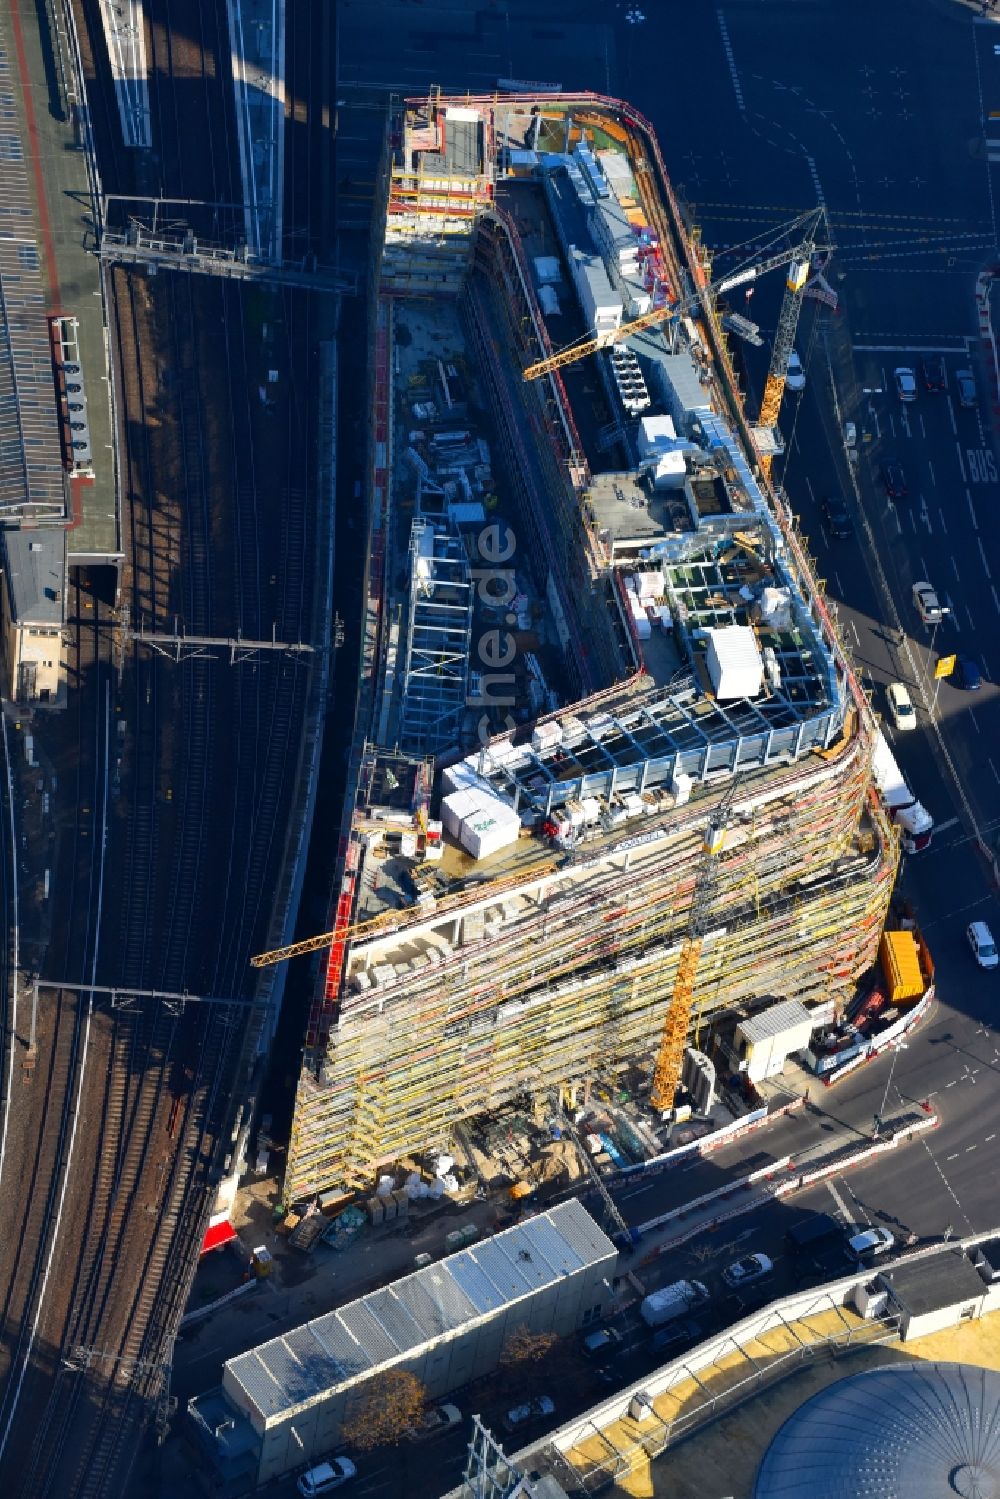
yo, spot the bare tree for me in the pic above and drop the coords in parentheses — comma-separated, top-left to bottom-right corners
(341, 1369, 427, 1450)
(499, 1324, 558, 1366)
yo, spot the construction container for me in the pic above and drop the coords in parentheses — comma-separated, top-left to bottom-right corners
(705, 625, 764, 700)
(880, 930, 925, 1004)
(459, 1223, 480, 1245)
(367, 1198, 384, 1225)
(445, 1229, 465, 1253)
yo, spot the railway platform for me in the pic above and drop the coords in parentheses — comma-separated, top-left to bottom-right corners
(6, 0, 123, 570)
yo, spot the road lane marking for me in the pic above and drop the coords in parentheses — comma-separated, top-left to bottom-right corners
(939, 507, 948, 533)
(987, 1134, 997, 1142)
(989, 759, 1000, 788)
(969, 707, 981, 733)
(966, 486, 978, 529)
(993, 585, 1000, 615)
(936, 817, 960, 832)
(965, 604, 976, 632)
(849, 619, 860, 646)
(947, 394, 957, 435)
(952, 555, 961, 580)
(958, 445, 968, 484)
(966, 1145, 977, 1152)
(947, 1152, 959, 1159)
(825, 1180, 854, 1225)
(919, 413, 927, 438)
(927, 457, 936, 486)
(979, 536, 993, 579)
(946, 1079, 957, 1087)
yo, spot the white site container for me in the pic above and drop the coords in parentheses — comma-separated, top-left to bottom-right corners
(441, 787, 482, 838)
(671, 771, 693, 806)
(399, 832, 418, 858)
(581, 797, 601, 825)
(623, 793, 645, 819)
(534, 255, 562, 285)
(638, 413, 677, 456)
(532, 720, 564, 752)
(634, 570, 663, 601)
(634, 615, 652, 640)
(705, 625, 763, 700)
(441, 759, 477, 795)
(652, 451, 686, 490)
(459, 798, 521, 860)
(538, 285, 561, 318)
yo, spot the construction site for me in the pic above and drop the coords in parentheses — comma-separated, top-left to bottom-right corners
(268, 92, 900, 1203)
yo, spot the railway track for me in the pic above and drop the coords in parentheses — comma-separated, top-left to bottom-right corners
(0, 0, 328, 1489)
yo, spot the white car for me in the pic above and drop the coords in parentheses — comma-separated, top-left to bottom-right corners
(297, 1457, 357, 1497)
(912, 581, 947, 626)
(503, 1395, 555, 1432)
(894, 366, 917, 402)
(967, 920, 999, 970)
(786, 351, 806, 391)
(722, 1252, 773, 1288)
(848, 1227, 895, 1259)
(886, 682, 916, 732)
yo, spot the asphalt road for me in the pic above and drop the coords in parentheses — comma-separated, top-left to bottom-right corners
(603, 0, 1000, 1299)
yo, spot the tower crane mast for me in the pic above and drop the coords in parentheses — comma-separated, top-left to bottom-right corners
(522, 207, 833, 435)
(649, 777, 742, 1114)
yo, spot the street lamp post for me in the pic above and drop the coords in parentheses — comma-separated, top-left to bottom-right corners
(873, 1040, 909, 1138)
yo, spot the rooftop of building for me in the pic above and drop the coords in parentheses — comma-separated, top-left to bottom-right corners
(2, 527, 66, 627)
(222, 1199, 616, 1427)
(2, 1, 122, 562)
(880, 1247, 989, 1316)
(363, 98, 850, 927)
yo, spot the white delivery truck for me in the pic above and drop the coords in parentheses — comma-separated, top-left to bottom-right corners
(639, 1279, 709, 1328)
(871, 729, 934, 854)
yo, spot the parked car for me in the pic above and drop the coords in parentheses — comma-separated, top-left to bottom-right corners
(951, 653, 982, 691)
(722, 1252, 773, 1288)
(912, 581, 947, 626)
(967, 920, 999, 970)
(920, 355, 946, 392)
(821, 495, 852, 539)
(503, 1396, 555, 1432)
(407, 1404, 462, 1442)
(956, 369, 978, 408)
(786, 350, 806, 391)
(886, 682, 917, 732)
(847, 1227, 895, 1259)
(894, 366, 917, 402)
(880, 460, 908, 501)
(581, 1326, 624, 1357)
(651, 1318, 703, 1354)
(786, 1213, 843, 1256)
(297, 1458, 357, 1497)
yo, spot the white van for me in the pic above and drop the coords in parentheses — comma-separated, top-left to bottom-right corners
(297, 1456, 357, 1496)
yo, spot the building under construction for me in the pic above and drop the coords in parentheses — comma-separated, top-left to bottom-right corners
(278, 92, 897, 1201)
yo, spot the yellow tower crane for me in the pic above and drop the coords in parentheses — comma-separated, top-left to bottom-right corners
(523, 207, 833, 472)
(649, 777, 742, 1114)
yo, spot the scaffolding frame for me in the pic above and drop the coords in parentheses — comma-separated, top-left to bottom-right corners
(399, 518, 474, 753)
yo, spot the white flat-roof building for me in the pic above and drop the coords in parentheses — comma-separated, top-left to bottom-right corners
(189, 1199, 618, 1492)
